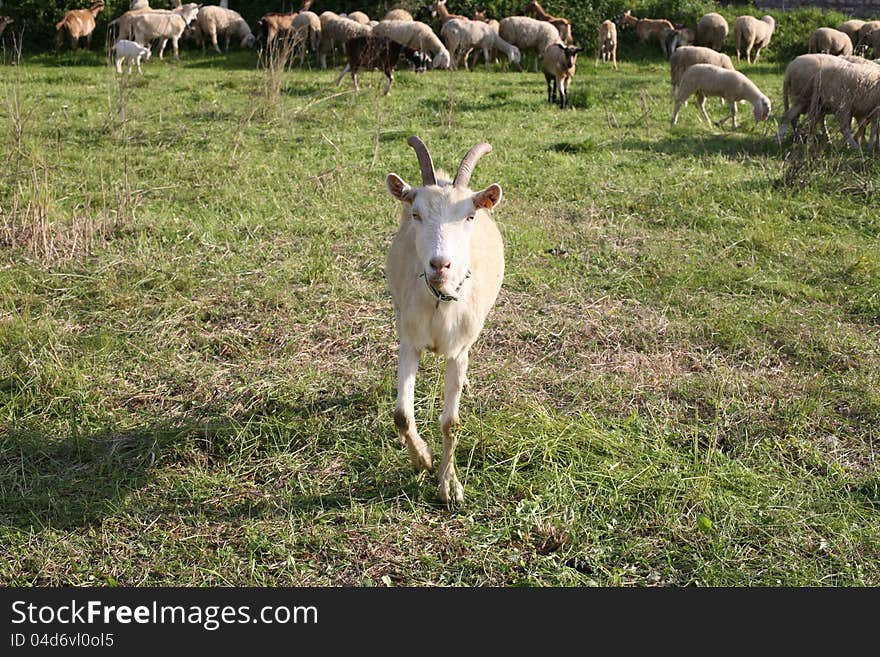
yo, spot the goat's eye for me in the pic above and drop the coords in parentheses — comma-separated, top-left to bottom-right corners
(411, 211, 422, 222)
(466, 215, 475, 222)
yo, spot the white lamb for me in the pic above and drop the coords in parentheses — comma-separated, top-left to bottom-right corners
(671, 63, 771, 128)
(112, 38, 151, 74)
(196, 5, 255, 53)
(373, 20, 451, 69)
(733, 15, 775, 64)
(498, 15, 560, 72)
(385, 136, 504, 504)
(440, 18, 520, 70)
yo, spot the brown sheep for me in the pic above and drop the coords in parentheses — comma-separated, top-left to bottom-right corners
(55, 1, 105, 53)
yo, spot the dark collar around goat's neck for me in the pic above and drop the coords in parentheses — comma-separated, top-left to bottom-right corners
(419, 269, 471, 309)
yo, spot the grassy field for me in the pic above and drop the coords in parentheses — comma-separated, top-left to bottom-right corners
(1, 47, 878, 586)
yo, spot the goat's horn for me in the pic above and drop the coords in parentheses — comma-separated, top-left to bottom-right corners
(407, 136, 436, 187)
(453, 142, 492, 188)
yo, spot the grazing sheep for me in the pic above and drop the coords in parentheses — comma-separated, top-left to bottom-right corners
(733, 15, 775, 64)
(318, 13, 372, 69)
(524, 0, 573, 45)
(664, 26, 695, 58)
(671, 63, 771, 128)
(0, 16, 13, 39)
(808, 28, 853, 56)
(618, 10, 674, 54)
(55, 1, 105, 53)
(696, 12, 728, 52)
(384, 9, 414, 22)
(347, 11, 370, 25)
(839, 19, 865, 45)
(669, 45, 735, 95)
(196, 5, 256, 53)
(440, 18, 520, 70)
(777, 53, 838, 142)
(335, 35, 406, 94)
(595, 19, 617, 69)
(783, 56, 880, 150)
(292, 11, 321, 64)
(131, 4, 199, 59)
(543, 43, 582, 108)
(373, 20, 451, 69)
(385, 136, 504, 504)
(859, 22, 880, 58)
(498, 16, 560, 72)
(112, 38, 151, 73)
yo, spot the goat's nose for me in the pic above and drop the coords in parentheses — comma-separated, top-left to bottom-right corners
(430, 257, 451, 273)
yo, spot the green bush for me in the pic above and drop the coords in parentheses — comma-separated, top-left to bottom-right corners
(0, 0, 860, 62)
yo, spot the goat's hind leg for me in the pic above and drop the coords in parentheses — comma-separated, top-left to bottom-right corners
(438, 352, 468, 504)
(395, 344, 432, 472)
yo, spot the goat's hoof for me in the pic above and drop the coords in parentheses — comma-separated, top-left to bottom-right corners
(439, 475, 464, 505)
(407, 440, 433, 472)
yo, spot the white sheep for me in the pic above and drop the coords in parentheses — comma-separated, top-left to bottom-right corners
(131, 5, 198, 60)
(112, 38, 151, 74)
(777, 53, 839, 142)
(385, 136, 504, 504)
(696, 12, 728, 51)
(110, 3, 198, 42)
(196, 5, 255, 53)
(440, 18, 520, 70)
(498, 16, 560, 72)
(859, 21, 880, 58)
(733, 15, 775, 64)
(671, 63, 771, 128)
(808, 27, 853, 56)
(784, 56, 880, 150)
(543, 43, 582, 109)
(292, 10, 321, 64)
(384, 9, 414, 22)
(595, 19, 617, 69)
(318, 14, 373, 69)
(373, 20, 451, 69)
(669, 45, 735, 95)
(839, 19, 865, 45)
(347, 11, 370, 25)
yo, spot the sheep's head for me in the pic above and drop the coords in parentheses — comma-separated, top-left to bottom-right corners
(386, 137, 502, 298)
(753, 95, 771, 122)
(508, 45, 522, 64)
(432, 48, 451, 69)
(242, 32, 256, 48)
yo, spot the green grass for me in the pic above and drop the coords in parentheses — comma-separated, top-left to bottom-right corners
(1, 48, 878, 586)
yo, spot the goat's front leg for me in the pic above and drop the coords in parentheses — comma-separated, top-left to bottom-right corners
(395, 344, 432, 472)
(439, 351, 468, 504)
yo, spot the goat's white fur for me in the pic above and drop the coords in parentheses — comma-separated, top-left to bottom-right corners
(385, 138, 504, 504)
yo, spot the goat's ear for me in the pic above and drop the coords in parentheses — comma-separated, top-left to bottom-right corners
(472, 183, 502, 211)
(555, 43, 565, 51)
(386, 173, 414, 202)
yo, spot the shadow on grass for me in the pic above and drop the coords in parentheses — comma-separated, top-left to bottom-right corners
(619, 131, 783, 158)
(0, 390, 423, 530)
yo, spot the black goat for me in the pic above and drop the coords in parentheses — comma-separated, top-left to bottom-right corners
(335, 35, 421, 95)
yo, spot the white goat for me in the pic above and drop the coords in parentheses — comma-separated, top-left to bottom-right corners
(112, 38, 151, 73)
(385, 137, 504, 504)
